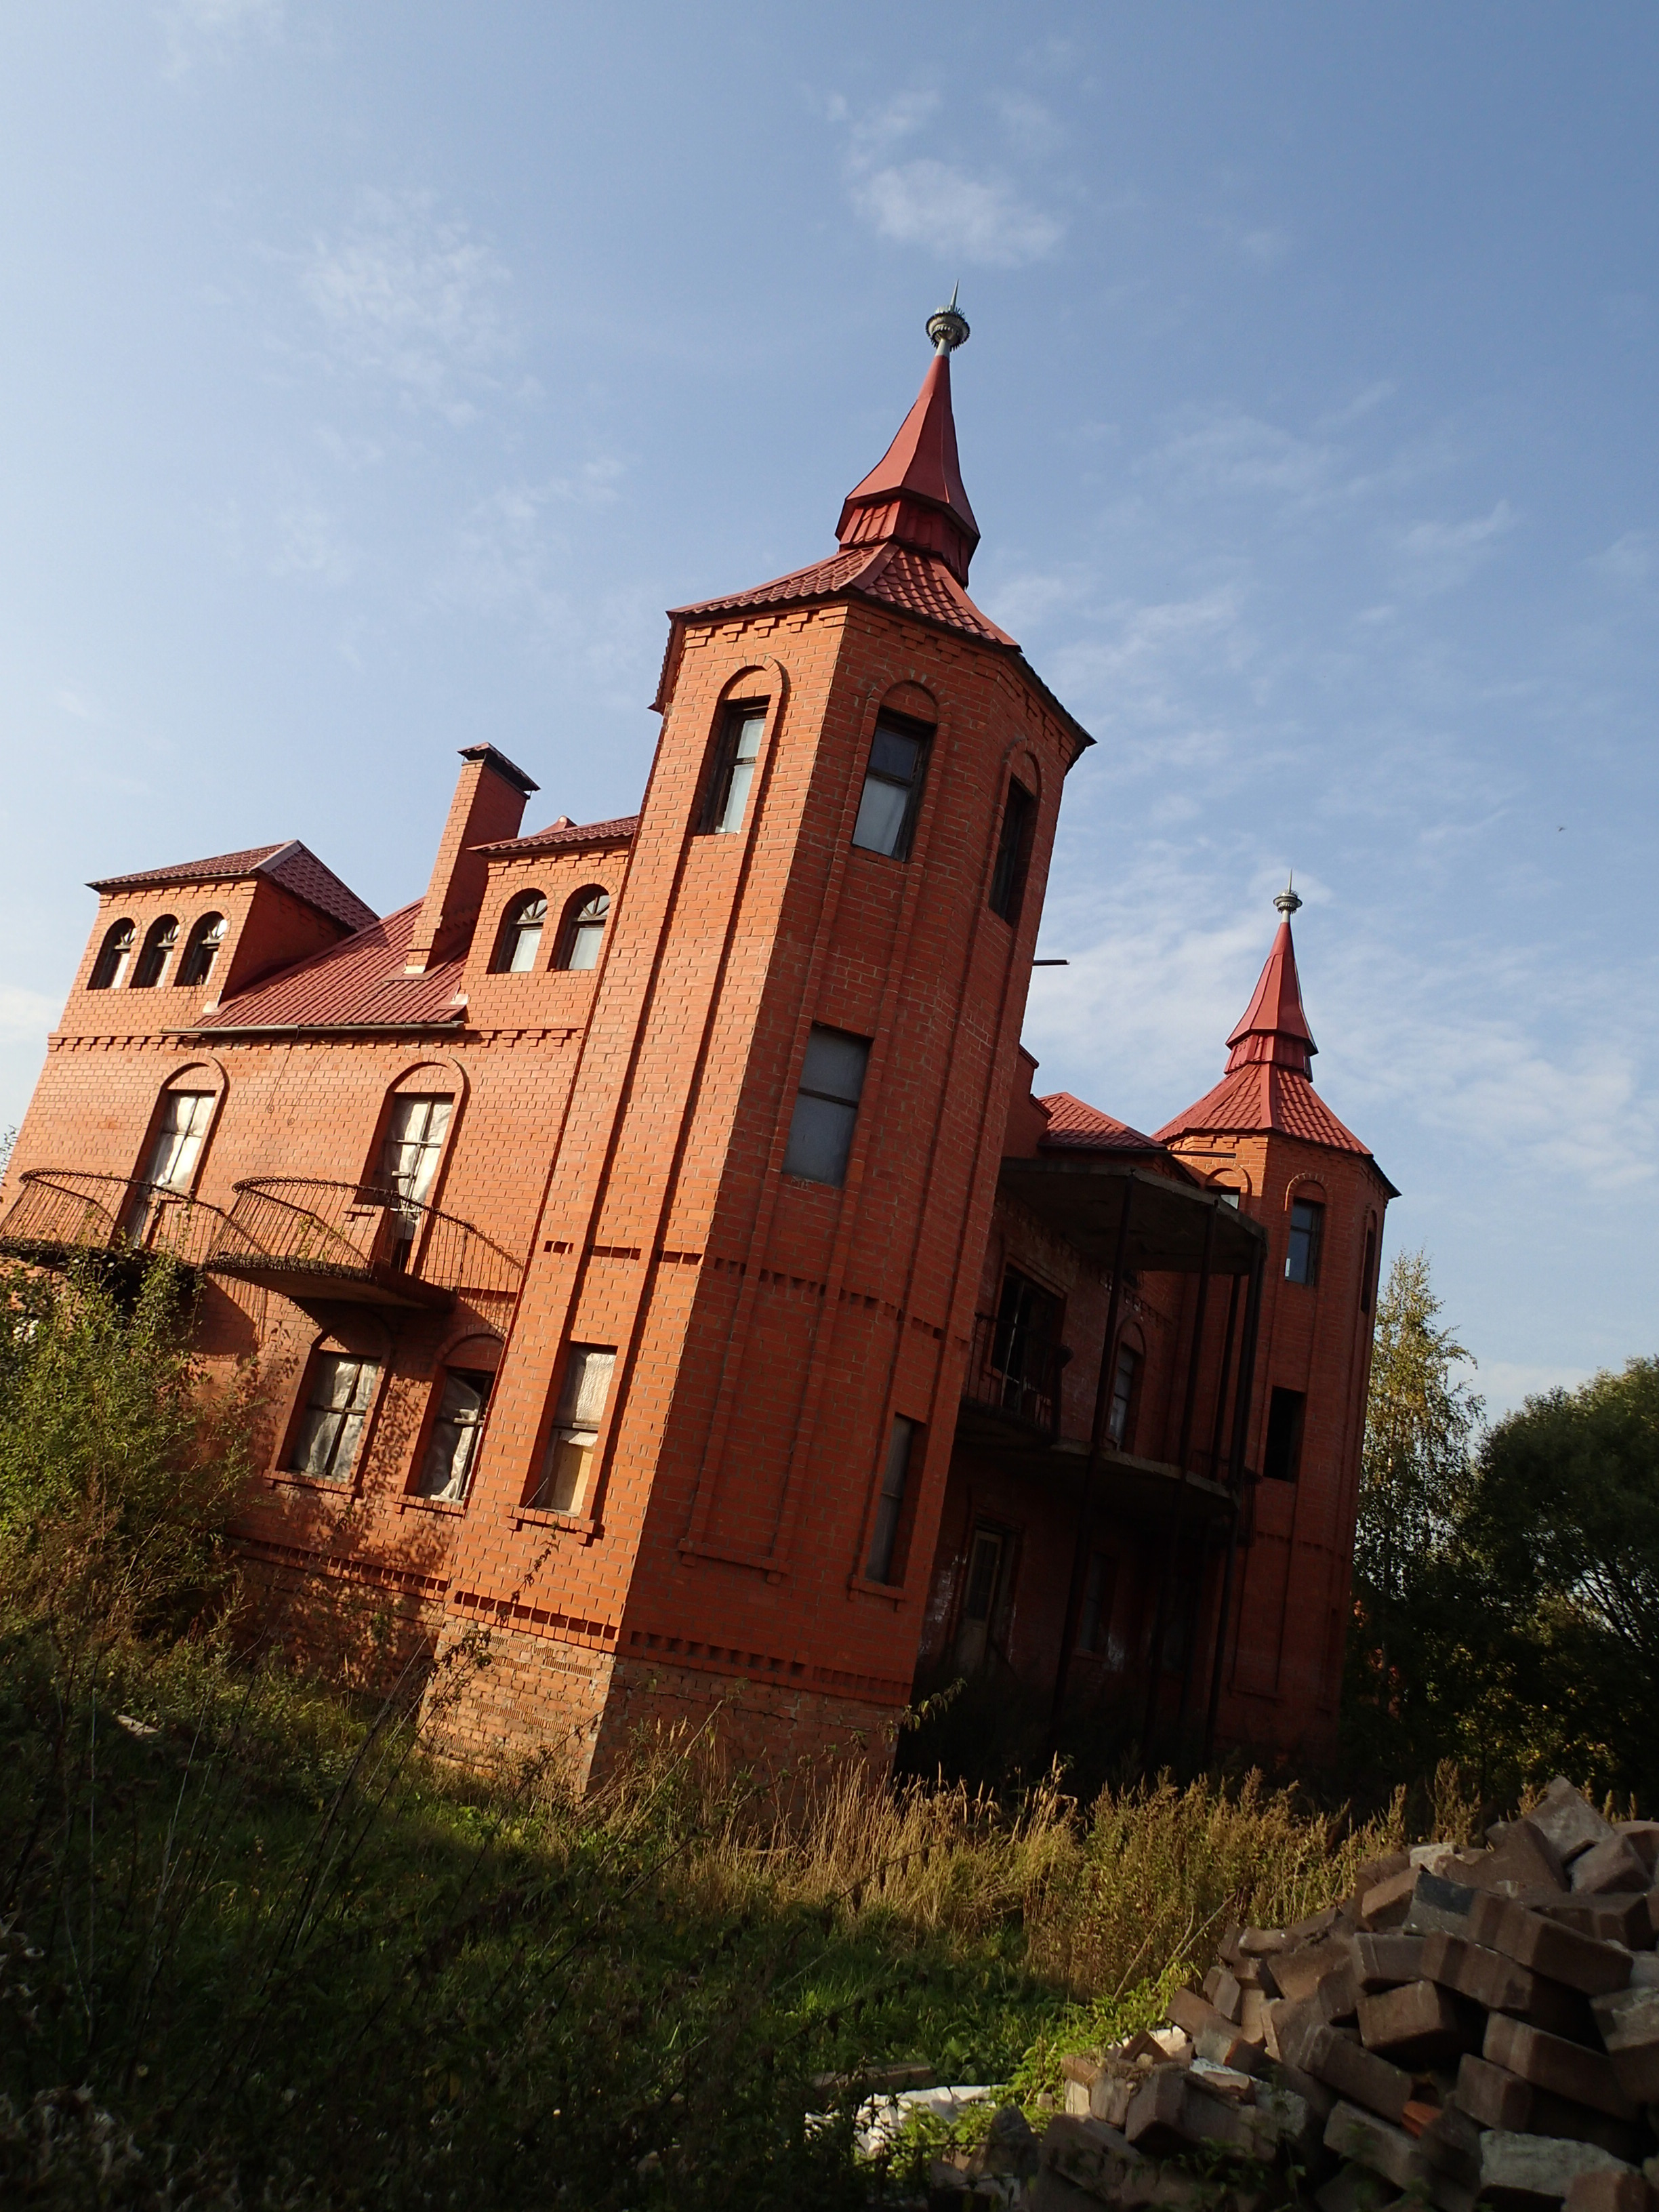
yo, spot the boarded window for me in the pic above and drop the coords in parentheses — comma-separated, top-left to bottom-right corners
(851, 714, 930, 860)
(289, 1353, 380, 1482)
(865, 1415, 920, 1584)
(415, 1368, 493, 1502)
(537, 1344, 617, 1513)
(781, 1026, 870, 1187)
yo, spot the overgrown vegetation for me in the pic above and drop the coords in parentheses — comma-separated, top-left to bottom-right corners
(0, 1255, 1630, 2207)
(1346, 1248, 1659, 1807)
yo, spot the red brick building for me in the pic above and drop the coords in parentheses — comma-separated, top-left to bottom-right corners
(0, 306, 1393, 1778)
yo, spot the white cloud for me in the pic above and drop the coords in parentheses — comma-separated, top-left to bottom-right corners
(0, 985, 60, 1049)
(1589, 531, 1654, 590)
(1392, 501, 1517, 595)
(295, 190, 514, 423)
(834, 94, 1063, 268)
(1479, 1359, 1595, 1421)
(996, 91, 1066, 161)
(160, 0, 281, 77)
(268, 500, 358, 586)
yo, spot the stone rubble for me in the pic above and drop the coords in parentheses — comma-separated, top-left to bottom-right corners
(918, 1779, 1659, 2212)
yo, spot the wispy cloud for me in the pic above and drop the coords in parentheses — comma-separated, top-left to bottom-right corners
(1391, 501, 1517, 595)
(268, 499, 358, 586)
(0, 984, 60, 1049)
(831, 93, 1063, 268)
(159, 0, 281, 77)
(293, 190, 515, 424)
(1589, 530, 1654, 590)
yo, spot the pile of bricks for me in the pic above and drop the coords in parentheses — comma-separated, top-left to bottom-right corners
(1019, 1779, 1659, 2212)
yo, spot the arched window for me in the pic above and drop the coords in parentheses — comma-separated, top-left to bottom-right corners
(491, 891, 547, 973)
(558, 886, 610, 972)
(178, 913, 226, 988)
(132, 916, 179, 989)
(89, 920, 136, 990)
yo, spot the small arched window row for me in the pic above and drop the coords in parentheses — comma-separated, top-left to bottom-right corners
(487, 886, 611, 973)
(91, 912, 226, 991)
(558, 886, 609, 971)
(132, 916, 179, 989)
(491, 890, 547, 973)
(178, 913, 226, 987)
(89, 919, 136, 991)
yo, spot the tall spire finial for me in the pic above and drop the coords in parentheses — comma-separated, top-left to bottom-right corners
(926, 285, 970, 354)
(1273, 874, 1302, 920)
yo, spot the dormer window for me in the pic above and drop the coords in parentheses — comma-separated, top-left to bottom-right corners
(851, 714, 930, 861)
(178, 914, 226, 988)
(558, 888, 609, 972)
(89, 920, 136, 991)
(492, 891, 547, 973)
(132, 916, 179, 989)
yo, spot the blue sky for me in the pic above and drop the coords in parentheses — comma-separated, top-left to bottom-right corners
(2, 3, 1656, 1416)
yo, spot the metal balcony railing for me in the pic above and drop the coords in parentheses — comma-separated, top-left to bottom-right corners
(0, 1170, 232, 1273)
(205, 1178, 522, 1306)
(962, 1309, 1068, 1437)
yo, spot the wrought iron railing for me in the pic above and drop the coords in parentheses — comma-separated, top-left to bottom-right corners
(962, 1309, 1068, 1437)
(0, 1169, 232, 1271)
(206, 1179, 522, 1303)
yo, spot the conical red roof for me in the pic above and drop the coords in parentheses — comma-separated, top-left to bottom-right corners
(834, 350, 981, 585)
(1224, 918, 1316, 1076)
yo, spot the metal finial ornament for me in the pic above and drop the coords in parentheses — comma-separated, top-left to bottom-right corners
(1274, 875, 1303, 920)
(926, 283, 970, 354)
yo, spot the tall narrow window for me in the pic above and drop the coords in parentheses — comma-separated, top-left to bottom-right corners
(865, 1415, 920, 1584)
(1286, 1198, 1324, 1285)
(492, 892, 547, 973)
(379, 1094, 452, 1260)
(1107, 1343, 1140, 1449)
(988, 779, 1036, 920)
(1078, 1551, 1117, 1654)
(558, 888, 610, 971)
(537, 1344, 617, 1512)
(415, 1368, 493, 1502)
(1262, 1386, 1306, 1482)
(1360, 1223, 1378, 1315)
(125, 1089, 216, 1244)
(954, 1526, 1006, 1673)
(288, 1353, 380, 1483)
(781, 1025, 870, 1187)
(132, 916, 180, 988)
(177, 914, 226, 987)
(705, 703, 767, 834)
(89, 920, 136, 990)
(990, 1267, 1063, 1429)
(851, 714, 930, 860)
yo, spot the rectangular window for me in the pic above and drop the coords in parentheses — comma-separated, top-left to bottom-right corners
(536, 1343, 617, 1513)
(1262, 1386, 1306, 1483)
(1078, 1551, 1116, 1654)
(851, 714, 930, 860)
(1286, 1197, 1324, 1285)
(288, 1353, 380, 1482)
(143, 1091, 215, 1193)
(1107, 1343, 1139, 1449)
(988, 779, 1036, 920)
(705, 703, 767, 834)
(990, 1267, 1063, 1427)
(865, 1415, 920, 1584)
(415, 1368, 493, 1502)
(1360, 1224, 1378, 1315)
(781, 1025, 870, 1187)
(380, 1094, 453, 1261)
(954, 1525, 1006, 1673)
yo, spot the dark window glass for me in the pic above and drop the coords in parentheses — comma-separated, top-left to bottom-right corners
(1361, 1224, 1378, 1315)
(90, 920, 136, 990)
(851, 714, 930, 859)
(705, 703, 767, 834)
(177, 914, 226, 987)
(1262, 1386, 1306, 1482)
(865, 1415, 920, 1584)
(954, 1525, 1007, 1672)
(990, 1267, 1063, 1428)
(1107, 1344, 1140, 1448)
(1078, 1551, 1116, 1654)
(781, 1025, 870, 1187)
(415, 1368, 493, 1501)
(558, 887, 610, 970)
(493, 892, 547, 972)
(132, 916, 179, 988)
(989, 779, 1036, 920)
(1286, 1198, 1324, 1285)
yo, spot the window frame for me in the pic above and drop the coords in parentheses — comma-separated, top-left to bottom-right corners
(1261, 1385, 1307, 1483)
(849, 710, 933, 863)
(534, 1341, 618, 1514)
(132, 916, 180, 989)
(1286, 1197, 1325, 1286)
(701, 699, 769, 836)
(555, 885, 611, 972)
(89, 919, 137, 991)
(864, 1414, 922, 1585)
(491, 890, 548, 974)
(284, 1349, 382, 1486)
(413, 1365, 495, 1502)
(987, 777, 1036, 921)
(781, 1024, 872, 1189)
(1107, 1340, 1141, 1450)
(177, 913, 227, 989)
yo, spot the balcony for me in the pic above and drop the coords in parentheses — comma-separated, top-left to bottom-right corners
(960, 1309, 1067, 1440)
(0, 1170, 232, 1280)
(205, 1179, 522, 1311)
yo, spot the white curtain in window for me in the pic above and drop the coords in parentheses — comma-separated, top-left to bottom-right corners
(144, 1092, 215, 1191)
(415, 1369, 491, 1501)
(290, 1353, 380, 1481)
(380, 1095, 452, 1210)
(538, 1345, 617, 1512)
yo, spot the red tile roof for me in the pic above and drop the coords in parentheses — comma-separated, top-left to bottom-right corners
(1154, 1064, 1372, 1155)
(89, 839, 377, 935)
(669, 540, 1017, 649)
(1037, 1091, 1164, 1153)
(192, 903, 464, 1033)
(476, 813, 639, 858)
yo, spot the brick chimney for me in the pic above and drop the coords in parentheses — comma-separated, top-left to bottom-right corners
(405, 745, 539, 975)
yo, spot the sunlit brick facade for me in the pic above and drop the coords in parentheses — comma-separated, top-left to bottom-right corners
(1, 316, 1393, 1777)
